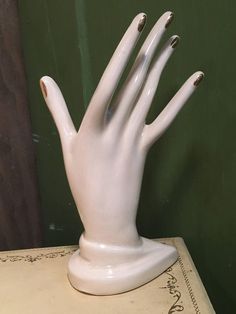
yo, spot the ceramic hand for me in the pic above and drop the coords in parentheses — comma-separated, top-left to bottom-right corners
(40, 12, 203, 246)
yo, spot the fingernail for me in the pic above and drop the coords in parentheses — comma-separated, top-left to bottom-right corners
(138, 14, 147, 32)
(170, 36, 179, 48)
(165, 12, 174, 28)
(40, 80, 47, 97)
(194, 73, 204, 86)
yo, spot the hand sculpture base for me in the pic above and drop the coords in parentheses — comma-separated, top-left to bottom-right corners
(68, 235, 178, 295)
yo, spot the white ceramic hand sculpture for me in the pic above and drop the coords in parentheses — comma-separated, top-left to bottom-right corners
(40, 11, 204, 295)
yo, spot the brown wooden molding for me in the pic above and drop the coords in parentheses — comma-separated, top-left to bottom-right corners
(0, 0, 42, 250)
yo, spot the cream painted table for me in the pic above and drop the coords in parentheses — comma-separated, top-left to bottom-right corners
(0, 238, 215, 314)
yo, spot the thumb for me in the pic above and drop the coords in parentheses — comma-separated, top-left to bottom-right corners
(40, 76, 76, 147)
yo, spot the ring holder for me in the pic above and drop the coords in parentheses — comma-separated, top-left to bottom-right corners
(40, 11, 203, 295)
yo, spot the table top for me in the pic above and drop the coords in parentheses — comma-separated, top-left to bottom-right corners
(0, 237, 215, 314)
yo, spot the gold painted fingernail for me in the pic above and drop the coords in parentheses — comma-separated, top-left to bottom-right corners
(165, 13, 174, 28)
(40, 80, 47, 97)
(138, 14, 147, 32)
(170, 36, 179, 48)
(194, 73, 204, 86)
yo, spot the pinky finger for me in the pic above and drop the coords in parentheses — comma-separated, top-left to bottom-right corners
(141, 71, 204, 150)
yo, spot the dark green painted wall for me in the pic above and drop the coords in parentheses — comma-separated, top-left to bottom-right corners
(19, 1, 236, 312)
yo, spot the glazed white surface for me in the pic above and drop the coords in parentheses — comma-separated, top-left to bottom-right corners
(40, 11, 203, 295)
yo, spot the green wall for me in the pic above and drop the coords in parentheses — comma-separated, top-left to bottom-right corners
(19, 1, 236, 312)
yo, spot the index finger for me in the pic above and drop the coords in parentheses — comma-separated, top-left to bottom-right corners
(84, 13, 147, 129)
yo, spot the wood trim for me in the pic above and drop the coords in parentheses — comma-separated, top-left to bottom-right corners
(0, 0, 42, 250)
